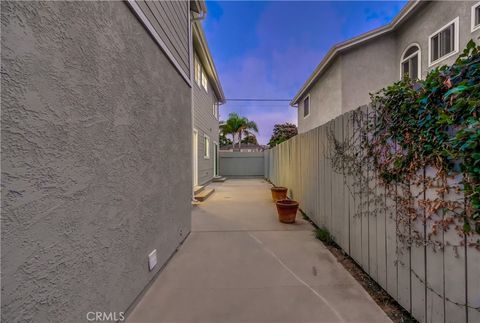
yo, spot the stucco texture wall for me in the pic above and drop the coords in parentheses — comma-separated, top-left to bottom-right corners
(395, 1, 480, 79)
(297, 58, 342, 134)
(297, 2, 480, 134)
(341, 35, 396, 113)
(1, 2, 191, 322)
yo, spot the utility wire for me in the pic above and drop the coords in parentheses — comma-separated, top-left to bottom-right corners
(225, 98, 292, 102)
(223, 106, 291, 109)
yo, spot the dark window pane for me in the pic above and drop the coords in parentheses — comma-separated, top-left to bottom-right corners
(411, 55, 418, 79)
(402, 61, 410, 78)
(476, 7, 480, 25)
(442, 26, 452, 55)
(451, 24, 455, 51)
(404, 45, 419, 58)
(432, 22, 456, 62)
(441, 29, 446, 55)
(432, 35, 439, 61)
(304, 97, 310, 117)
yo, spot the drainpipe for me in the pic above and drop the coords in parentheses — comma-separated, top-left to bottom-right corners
(191, 11, 206, 22)
(191, 7, 206, 201)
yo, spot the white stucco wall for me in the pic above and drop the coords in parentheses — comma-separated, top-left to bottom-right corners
(297, 58, 342, 133)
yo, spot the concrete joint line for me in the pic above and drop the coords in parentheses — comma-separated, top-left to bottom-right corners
(248, 233, 347, 323)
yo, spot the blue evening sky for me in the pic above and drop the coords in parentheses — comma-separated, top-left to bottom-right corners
(203, 1, 407, 144)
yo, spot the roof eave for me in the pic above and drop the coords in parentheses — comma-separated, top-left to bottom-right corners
(192, 21, 226, 103)
(190, 0, 207, 15)
(290, 0, 421, 106)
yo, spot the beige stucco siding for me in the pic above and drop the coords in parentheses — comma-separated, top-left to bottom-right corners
(341, 36, 397, 113)
(395, 1, 480, 80)
(193, 62, 219, 185)
(298, 58, 342, 133)
(136, 0, 190, 77)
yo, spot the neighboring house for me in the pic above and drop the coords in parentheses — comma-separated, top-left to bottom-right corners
(1, 1, 209, 322)
(220, 144, 267, 152)
(192, 21, 225, 186)
(292, 0, 480, 133)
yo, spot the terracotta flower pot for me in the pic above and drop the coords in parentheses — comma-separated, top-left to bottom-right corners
(275, 199, 299, 223)
(271, 186, 288, 202)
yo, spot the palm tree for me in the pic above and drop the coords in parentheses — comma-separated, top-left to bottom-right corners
(220, 113, 242, 146)
(220, 113, 258, 149)
(238, 120, 258, 149)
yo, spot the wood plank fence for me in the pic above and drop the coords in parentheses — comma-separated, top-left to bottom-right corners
(264, 106, 480, 323)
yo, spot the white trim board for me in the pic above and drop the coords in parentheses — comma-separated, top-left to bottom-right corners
(192, 22, 226, 102)
(213, 141, 218, 177)
(472, 2, 480, 33)
(399, 43, 422, 80)
(126, 0, 192, 86)
(203, 134, 210, 159)
(303, 94, 311, 119)
(193, 129, 199, 187)
(428, 17, 459, 67)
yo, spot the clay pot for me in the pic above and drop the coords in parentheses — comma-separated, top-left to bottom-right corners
(275, 199, 299, 223)
(271, 186, 288, 202)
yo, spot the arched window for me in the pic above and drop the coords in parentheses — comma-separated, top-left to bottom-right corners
(400, 44, 421, 80)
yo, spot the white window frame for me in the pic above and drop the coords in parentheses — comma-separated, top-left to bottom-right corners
(203, 134, 210, 159)
(303, 95, 310, 119)
(213, 141, 218, 176)
(399, 43, 422, 80)
(472, 2, 480, 32)
(201, 69, 208, 92)
(193, 128, 199, 187)
(428, 17, 459, 67)
(194, 54, 208, 93)
(212, 103, 218, 119)
(194, 54, 201, 87)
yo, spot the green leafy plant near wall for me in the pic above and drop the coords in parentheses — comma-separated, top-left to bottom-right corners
(330, 40, 480, 251)
(369, 40, 479, 236)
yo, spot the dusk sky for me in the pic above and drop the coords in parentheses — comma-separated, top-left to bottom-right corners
(203, 0, 407, 144)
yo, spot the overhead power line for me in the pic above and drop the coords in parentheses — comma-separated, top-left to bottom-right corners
(225, 98, 292, 102)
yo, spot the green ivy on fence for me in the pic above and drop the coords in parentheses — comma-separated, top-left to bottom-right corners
(369, 40, 479, 235)
(330, 40, 480, 250)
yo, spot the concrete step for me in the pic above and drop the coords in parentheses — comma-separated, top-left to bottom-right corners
(194, 188, 215, 202)
(194, 185, 204, 195)
(212, 176, 227, 182)
(191, 200, 201, 207)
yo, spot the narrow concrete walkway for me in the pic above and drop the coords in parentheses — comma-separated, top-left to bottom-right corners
(127, 179, 391, 323)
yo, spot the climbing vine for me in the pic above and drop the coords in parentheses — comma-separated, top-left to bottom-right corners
(329, 40, 480, 251)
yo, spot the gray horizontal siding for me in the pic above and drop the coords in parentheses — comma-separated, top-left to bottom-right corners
(136, 0, 190, 77)
(193, 63, 219, 185)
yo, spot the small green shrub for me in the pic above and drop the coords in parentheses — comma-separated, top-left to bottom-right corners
(315, 228, 333, 245)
